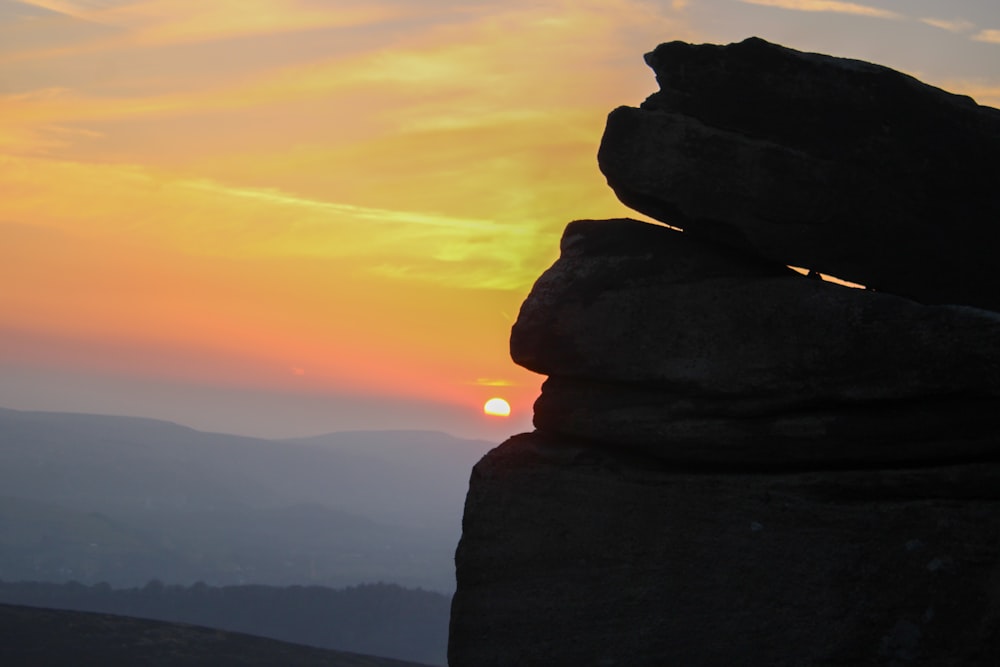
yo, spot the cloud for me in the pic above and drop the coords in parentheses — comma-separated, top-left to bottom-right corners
(739, 0, 899, 20)
(472, 378, 517, 387)
(4, 0, 407, 62)
(107, 0, 405, 46)
(919, 17, 975, 34)
(0, 153, 560, 290)
(12, 0, 125, 23)
(973, 29, 1000, 44)
(0, 0, 684, 299)
(1, 0, 687, 131)
(0, 0, 680, 282)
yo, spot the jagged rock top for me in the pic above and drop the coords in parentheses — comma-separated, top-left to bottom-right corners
(641, 36, 996, 160)
(598, 37, 1000, 311)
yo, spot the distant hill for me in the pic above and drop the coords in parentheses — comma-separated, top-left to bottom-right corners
(0, 602, 433, 667)
(0, 406, 495, 591)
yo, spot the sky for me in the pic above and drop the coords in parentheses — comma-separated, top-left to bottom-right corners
(1, 0, 998, 441)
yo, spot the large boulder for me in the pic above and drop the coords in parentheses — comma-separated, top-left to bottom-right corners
(512, 219, 1000, 400)
(450, 434, 1000, 666)
(597, 37, 1000, 311)
(511, 219, 1000, 464)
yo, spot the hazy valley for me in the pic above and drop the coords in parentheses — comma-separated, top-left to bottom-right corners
(0, 406, 496, 664)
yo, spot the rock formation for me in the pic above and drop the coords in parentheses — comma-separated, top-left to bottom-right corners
(450, 37, 1000, 666)
(512, 218, 1000, 467)
(599, 37, 1000, 312)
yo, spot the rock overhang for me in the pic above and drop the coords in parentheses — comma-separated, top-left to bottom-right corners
(597, 36, 1000, 311)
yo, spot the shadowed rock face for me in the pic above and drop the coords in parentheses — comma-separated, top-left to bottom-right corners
(598, 37, 1000, 311)
(450, 434, 1000, 667)
(449, 38, 1000, 667)
(513, 219, 1000, 403)
(512, 219, 1000, 466)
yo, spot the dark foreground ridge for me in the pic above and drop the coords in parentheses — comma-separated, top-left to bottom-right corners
(0, 603, 432, 667)
(449, 37, 1000, 666)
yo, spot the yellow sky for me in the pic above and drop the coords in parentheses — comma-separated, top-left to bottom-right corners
(1, 0, 997, 437)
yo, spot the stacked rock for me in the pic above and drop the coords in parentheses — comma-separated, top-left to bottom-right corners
(514, 218, 1000, 467)
(600, 36, 1000, 311)
(450, 38, 1000, 666)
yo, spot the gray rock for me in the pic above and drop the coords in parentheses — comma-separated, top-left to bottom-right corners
(449, 433, 1000, 666)
(512, 219, 1000, 463)
(597, 37, 1000, 311)
(533, 376, 1000, 466)
(512, 219, 1000, 406)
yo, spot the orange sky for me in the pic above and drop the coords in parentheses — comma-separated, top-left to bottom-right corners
(1, 0, 997, 438)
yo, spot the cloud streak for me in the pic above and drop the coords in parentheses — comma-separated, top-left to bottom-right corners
(919, 17, 975, 33)
(1, 0, 683, 144)
(739, 0, 899, 19)
(1, 0, 679, 288)
(13, 0, 120, 22)
(973, 29, 1000, 44)
(4, 0, 406, 64)
(0, 153, 558, 290)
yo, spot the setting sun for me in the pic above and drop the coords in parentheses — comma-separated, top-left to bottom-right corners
(483, 398, 511, 417)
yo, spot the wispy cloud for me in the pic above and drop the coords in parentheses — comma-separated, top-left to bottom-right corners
(0, 1, 675, 288)
(739, 0, 899, 19)
(13, 0, 123, 23)
(110, 0, 404, 46)
(0, 154, 558, 289)
(973, 29, 1000, 44)
(5, 0, 405, 62)
(919, 17, 975, 33)
(1, 0, 687, 135)
(0, 0, 682, 246)
(472, 378, 518, 387)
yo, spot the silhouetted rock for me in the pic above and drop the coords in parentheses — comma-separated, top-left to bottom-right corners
(450, 434, 1000, 666)
(598, 37, 1000, 311)
(449, 38, 1000, 667)
(513, 219, 1000, 465)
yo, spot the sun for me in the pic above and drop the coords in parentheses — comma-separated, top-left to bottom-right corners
(483, 397, 511, 417)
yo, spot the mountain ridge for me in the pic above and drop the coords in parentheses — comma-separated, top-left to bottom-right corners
(0, 406, 493, 591)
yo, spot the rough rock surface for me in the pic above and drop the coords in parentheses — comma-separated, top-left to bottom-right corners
(598, 37, 1000, 311)
(513, 218, 1000, 465)
(450, 434, 1000, 666)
